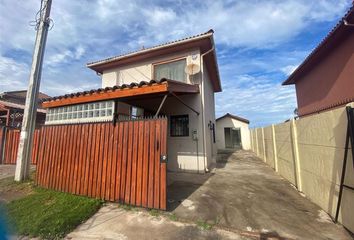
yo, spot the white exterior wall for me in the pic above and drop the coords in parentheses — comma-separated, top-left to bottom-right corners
(216, 117, 251, 150)
(102, 49, 200, 87)
(100, 48, 216, 173)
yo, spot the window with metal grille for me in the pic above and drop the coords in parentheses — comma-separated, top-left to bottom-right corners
(170, 115, 189, 137)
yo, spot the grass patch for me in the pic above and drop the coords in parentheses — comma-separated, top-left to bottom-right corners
(148, 209, 160, 217)
(168, 213, 178, 221)
(196, 220, 213, 230)
(5, 188, 102, 239)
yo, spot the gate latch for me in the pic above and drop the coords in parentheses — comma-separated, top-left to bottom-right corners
(160, 154, 168, 163)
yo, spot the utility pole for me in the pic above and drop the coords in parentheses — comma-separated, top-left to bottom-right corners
(15, 0, 52, 181)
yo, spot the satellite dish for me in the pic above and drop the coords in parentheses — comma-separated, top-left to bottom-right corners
(185, 63, 200, 75)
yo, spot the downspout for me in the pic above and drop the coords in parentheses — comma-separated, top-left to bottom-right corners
(200, 45, 215, 173)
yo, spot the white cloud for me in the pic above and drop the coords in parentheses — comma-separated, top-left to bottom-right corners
(0, 0, 351, 126)
(0, 56, 29, 91)
(280, 64, 299, 76)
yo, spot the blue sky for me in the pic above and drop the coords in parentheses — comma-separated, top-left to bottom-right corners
(0, 0, 352, 127)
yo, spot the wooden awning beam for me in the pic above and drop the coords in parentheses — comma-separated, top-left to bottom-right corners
(42, 80, 199, 108)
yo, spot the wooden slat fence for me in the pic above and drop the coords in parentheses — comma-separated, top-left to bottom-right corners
(35, 118, 167, 210)
(0, 126, 40, 165)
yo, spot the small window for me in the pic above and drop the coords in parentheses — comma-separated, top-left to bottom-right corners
(154, 59, 187, 82)
(170, 115, 189, 137)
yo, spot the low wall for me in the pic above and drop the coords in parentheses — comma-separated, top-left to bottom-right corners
(250, 103, 354, 233)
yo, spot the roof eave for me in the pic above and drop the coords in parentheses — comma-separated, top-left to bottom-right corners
(281, 6, 354, 86)
(87, 31, 214, 71)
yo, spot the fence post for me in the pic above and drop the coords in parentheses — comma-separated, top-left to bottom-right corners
(0, 126, 7, 164)
(291, 119, 302, 191)
(272, 124, 278, 172)
(255, 128, 259, 156)
(261, 127, 266, 163)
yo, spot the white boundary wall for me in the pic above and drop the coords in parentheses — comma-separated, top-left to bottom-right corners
(250, 103, 354, 233)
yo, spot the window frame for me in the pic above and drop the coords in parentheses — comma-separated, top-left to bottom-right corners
(152, 56, 188, 82)
(170, 114, 189, 137)
(45, 100, 115, 125)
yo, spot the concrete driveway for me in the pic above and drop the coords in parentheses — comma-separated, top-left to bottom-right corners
(167, 150, 352, 239)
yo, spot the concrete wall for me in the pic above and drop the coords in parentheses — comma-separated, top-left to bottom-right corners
(215, 117, 251, 150)
(250, 103, 354, 233)
(100, 48, 216, 174)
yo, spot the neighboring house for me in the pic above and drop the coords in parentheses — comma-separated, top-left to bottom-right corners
(216, 113, 250, 150)
(42, 30, 221, 173)
(0, 90, 49, 127)
(282, 6, 354, 117)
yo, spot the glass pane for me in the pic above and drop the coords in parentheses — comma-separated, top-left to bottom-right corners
(89, 104, 93, 110)
(68, 113, 72, 119)
(100, 110, 106, 117)
(73, 112, 77, 119)
(107, 101, 112, 108)
(84, 104, 88, 110)
(78, 105, 83, 111)
(72, 105, 77, 111)
(83, 111, 88, 118)
(88, 111, 93, 118)
(100, 102, 106, 108)
(95, 103, 100, 109)
(78, 112, 82, 118)
(94, 110, 99, 117)
(107, 109, 112, 116)
(154, 59, 186, 82)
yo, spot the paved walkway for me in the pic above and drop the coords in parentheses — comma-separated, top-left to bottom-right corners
(0, 165, 35, 180)
(67, 151, 352, 239)
(168, 150, 352, 239)
(0, 165, 17, 180)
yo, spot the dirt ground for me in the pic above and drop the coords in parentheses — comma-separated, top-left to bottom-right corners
(0, 165, 35, 203)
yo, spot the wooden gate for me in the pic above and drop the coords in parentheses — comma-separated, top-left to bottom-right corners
(35, 117, 168, 210)
(0, 126, 40, 165)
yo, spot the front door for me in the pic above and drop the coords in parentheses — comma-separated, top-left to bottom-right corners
(224, 128, 241, 149)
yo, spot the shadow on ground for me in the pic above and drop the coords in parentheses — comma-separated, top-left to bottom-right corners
(166, 150, 353, 240)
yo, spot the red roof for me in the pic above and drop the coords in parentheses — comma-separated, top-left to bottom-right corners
(216, 113, 250, 124)
(282, 5, 354, 85)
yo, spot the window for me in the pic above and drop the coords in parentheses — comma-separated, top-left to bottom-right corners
(154, 59, 187, 82)
(170, 115, 189, 137)
(45, 100, 115, 125)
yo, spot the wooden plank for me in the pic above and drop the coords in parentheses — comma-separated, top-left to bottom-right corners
(115, 122, 124, 201)
(141, 120, 150, 207)
(92, 123, 101, 198)
(100, 123, 109, 199)
(154, 119, 161, 209)
(148, 119, 155, 208)
(83, 123, 92, 195)
(136, 120, 144, 206)
(36, 127, 46, 185)
(62, 125, 73, 192)
(76, 124, 85, 194)
(124, 121, 133, 204)
(95, 123, 105, 198)
(109, 123, 119, 201)
(160, 118, 167, 210)
(58, 126, 67, 191)
(88, 124, 98, 197)
(50, 126, 61, 189)
(67, 124, 77, 193)
(46, 126, 57, 188)
(43, 126, 52, 187)
(53, 125, 63, 190)
(120, 121, 128, 202)
(42, 84, 169, 108)
(105, 123, 114, 200)
(78, 124, 91, 195)
(130, 120, 139, 205)
(71, 124, 83, 194)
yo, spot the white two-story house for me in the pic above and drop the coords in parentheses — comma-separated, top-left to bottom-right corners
(42, 30, 222, 174)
